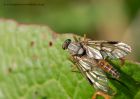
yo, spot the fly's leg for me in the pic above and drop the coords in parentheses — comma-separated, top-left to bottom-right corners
(73, 34, 88, 44)
(73, 35, 81, 42)
(83, 34, 88, 45)
(67, 56, 80, 73)
(84, 34, 86, 42)
(92, 91, 111, 99)
(71, 64, 80, 73)
(119, 57, 125, 66)
(68, 55, 77, 63)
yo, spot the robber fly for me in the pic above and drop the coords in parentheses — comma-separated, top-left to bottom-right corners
(62, 36, 131, 78)
(62, 35, 131, 98)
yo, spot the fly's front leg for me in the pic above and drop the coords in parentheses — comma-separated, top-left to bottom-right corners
(83, 34, 89, 45)
(68, 55, 76, 63)
(92, 91, 111, 99)
(71, 64, 80, 73)
(68, 56, 80, 73)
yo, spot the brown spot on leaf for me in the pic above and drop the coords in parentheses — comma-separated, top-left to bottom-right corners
(49, 41, 53, 47)
(8, 67, 12, 73)
(30, 41, 35, 47)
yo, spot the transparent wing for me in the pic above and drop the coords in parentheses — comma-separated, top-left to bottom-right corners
(73, 56, 110, 93)
(83, 40, 131, 59)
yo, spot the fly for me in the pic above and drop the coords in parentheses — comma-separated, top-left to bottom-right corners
(62, 35, 131, 79)
(62, 35, 131, 99)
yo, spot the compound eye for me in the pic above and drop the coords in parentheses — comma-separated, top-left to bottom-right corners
(62, 39, 71, 50)
(62, 43, 66, 50)
(66, 39, 71, 44)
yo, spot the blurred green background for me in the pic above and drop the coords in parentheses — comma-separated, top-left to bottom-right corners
(0, 0, 140, 60)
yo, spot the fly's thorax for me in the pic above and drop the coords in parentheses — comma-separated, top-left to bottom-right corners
(67, 42, 84, 55)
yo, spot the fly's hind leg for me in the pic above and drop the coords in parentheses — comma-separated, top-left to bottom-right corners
(119, 57, 125, 66)
(92, 91, 111, 99)
(68, 56, 80, 73)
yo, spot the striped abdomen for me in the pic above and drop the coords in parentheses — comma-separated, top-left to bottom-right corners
(98, 60, 120, 79)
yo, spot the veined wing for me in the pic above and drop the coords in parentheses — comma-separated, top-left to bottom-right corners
(83, 40, 131, 59)
(73, 56, 110, 94)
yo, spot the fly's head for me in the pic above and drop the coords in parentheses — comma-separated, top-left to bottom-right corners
(62, 39, 71, 50)
(62, 39, 85, 56)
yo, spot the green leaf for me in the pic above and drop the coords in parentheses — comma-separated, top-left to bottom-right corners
(0, 19, 140, 99)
